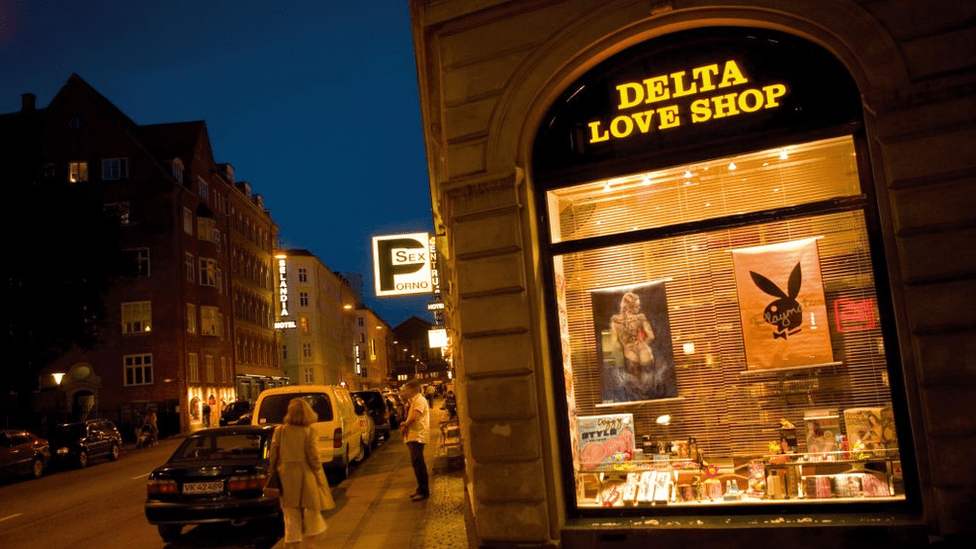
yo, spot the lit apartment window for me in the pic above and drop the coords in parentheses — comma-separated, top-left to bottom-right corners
(125, 248, 150, 277)
(300, 317, 310, 332)
(186, 303, 197, 334)
(183, 207, 193, 235)
(299, 292, 309, 307)
(69, 162, 88, 183)
(197, 217, 218, 243)
(201, 306, 222, 336)
(185, 253, 195, 282)
(205, 355, 215, 383)
(102, 158, 128, 180)
(123, 354, 153, 386)
(188, 353, 200, 382)
(121, 301, 151, 334)
(200, 258, 218, 287)
(298, 268, 308, 282)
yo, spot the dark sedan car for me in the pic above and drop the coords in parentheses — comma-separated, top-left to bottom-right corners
(219, 400, 254, 427)
(144, 425, 280, 542)
(50, 419, 122, 468)
(0, 429, 50, 480)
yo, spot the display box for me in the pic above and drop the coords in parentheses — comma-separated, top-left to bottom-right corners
(804, 409, 840, 455)
(844, 407, 897, 456)
(578, 413, 635, 469)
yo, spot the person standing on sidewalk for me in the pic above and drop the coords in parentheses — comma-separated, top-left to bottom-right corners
(400, 379, 430, 502)
(269, 398, 334, 549)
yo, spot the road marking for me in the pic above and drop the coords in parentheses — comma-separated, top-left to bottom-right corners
(131, 472, 150, 480)
(0, 513, 23, 523)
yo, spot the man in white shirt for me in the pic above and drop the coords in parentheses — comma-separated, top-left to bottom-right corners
(399, 379, 430, 501)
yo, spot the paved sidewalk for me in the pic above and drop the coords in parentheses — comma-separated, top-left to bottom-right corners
(273, 401, 475, 549)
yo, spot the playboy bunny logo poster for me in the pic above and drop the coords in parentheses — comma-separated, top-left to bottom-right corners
(732, 237, 833, 370)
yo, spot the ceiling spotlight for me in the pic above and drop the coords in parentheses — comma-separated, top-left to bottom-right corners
(728, 161, 737, 171)
(683, 170, 693, 178)
(779, 150, 789, 160)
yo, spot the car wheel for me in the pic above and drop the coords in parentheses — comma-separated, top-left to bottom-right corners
(30, 457, 44, 479)
(157, 524, 183, 541)
(77, 451, 88, 468)
(109, 443, 120, 461)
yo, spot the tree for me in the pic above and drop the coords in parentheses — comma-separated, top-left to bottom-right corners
(1, 179, 132, 424)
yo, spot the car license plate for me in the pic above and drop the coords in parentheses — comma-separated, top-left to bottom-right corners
(183, 481, 224, 495)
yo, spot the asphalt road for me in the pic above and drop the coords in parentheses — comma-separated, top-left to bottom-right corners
(0, 438, 280, 549)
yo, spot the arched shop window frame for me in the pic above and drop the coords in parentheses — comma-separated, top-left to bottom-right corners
(532, 27, 919, 518)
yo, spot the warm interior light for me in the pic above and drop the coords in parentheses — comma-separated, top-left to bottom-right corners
(52, 373, 66, 385)
(656, 414, 671, 425)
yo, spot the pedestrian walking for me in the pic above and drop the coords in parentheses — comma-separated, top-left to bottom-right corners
(399, 379, 430, 501)
(268, 398, 334, 549)
(202, 401, 211, 427)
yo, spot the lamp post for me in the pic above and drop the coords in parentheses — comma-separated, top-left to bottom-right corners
(52, 373, 66, 423)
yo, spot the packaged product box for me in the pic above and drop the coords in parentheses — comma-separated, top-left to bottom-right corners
(804, 410, 840, 455)
(844, 407, 897, 456)
(578, 414, 635, 469)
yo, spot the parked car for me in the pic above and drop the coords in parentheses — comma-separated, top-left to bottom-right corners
(49, 419, 122, 468)
(0, 429, 50, 480)
(353, 390, 390, 444)
(383, 391, 406, 428)
(352, 394, 376, 455)
(144, 425, 280, 542)
(219, 399, 254, 426)
(252, 385, 364, 480)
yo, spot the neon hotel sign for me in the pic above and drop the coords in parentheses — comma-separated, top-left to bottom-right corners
(275, 258, 297, 330)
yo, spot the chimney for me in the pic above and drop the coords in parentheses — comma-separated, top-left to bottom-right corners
(21, 93, 36, 113)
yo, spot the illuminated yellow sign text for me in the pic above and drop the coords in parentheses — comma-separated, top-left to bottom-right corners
(586, 60, 788, 144)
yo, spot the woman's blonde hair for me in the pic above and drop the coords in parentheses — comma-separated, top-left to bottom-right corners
(283, 398, 318, 426)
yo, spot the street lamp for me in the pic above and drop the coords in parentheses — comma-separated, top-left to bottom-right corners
(52, 373, 66, 422)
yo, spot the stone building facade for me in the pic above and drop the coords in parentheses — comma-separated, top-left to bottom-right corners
(409, 1, 975, 547)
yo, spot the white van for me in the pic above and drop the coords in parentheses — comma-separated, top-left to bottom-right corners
(252, 385, 365, 479)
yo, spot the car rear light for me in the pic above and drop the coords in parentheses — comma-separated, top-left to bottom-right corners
(147, 479, 178, 496)
(333, 427, 343, 449)
(227, 474, 267, 492)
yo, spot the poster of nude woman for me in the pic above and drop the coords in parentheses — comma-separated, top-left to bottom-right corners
(590, 280, 677, 403)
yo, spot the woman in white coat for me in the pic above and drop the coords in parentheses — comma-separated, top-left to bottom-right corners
(269, 398, 334, 549)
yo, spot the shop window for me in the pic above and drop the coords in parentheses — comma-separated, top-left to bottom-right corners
(535, 28, 911, 514)
(547, 135, 907, 511)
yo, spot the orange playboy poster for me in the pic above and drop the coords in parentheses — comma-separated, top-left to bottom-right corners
(731, 237, 833, 370)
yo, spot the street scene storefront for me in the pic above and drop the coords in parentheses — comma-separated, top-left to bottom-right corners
(411, 1, 975, 547)
(537, 27, 913, 516)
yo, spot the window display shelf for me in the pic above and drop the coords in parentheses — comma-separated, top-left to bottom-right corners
(577, 451, 903, 508)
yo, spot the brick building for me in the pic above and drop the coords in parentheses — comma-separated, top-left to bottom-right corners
(410, 1, 975, 547)
(4, 75, 282, 434)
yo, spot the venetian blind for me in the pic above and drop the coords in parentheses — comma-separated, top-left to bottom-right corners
(552, 136, 898, 459)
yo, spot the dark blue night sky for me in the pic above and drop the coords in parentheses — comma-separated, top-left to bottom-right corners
(0, 0, 434, 327)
